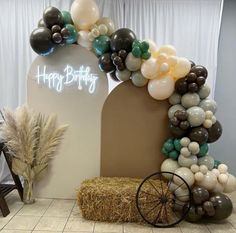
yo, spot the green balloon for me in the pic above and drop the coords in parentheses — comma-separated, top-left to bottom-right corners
(174, 139, 182, 151)
(169, 150, 179, 160)
(65, 24, 77, 44)
(161, 147, 169, 156)
(132, 46, 142, 58)
(92, 35, 111, 56)
(214, 160, 221, 168)
(62, 11, 73, 25)
(140, 41, 149, 52)
(132, 40, 141, 48)
(167, 138, 174, 144)
(142, 51, 151, 60)
(198, 143, 209, 157)
(164, 142, 174, 152)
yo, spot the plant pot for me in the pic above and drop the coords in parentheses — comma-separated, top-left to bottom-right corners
(23, 179, 35, 204)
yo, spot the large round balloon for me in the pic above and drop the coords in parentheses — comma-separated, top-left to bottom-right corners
(188, 126, 208, 144)
(171, 57, 191, 79)
(96, 17, 115, 36)
(98, 53, 115, 73)
(209, 193, 233, 220)
(207, 120, 222, 143)
(191, 65, 208, 78)
(141, 57, 159, 79)
(110, 28, 136, 52)
(61, 11, 73, 25)
(71, 0, 99, 30)
(147, 76, 175, 100)
(92, 35, 111, 56)
(43, 6, 64, 28)
(192, 186, 209, 205)
(30, 27, 55, 56)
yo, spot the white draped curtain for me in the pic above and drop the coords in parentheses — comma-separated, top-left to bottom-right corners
(0, 0, 223, 182)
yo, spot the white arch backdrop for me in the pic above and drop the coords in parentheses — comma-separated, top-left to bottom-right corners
(0, 0, 223, 182)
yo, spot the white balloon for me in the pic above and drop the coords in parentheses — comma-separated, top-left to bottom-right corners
(141, 57, 159, 79)
(77, 31, 92, 49)
(196, 171, 217, 191)
(218, 164, 228, 174)
(147, 76, 175, 100)
(71, 0, 99, 30)
(191, 164, 200, 173)
(175, 187, 190, 202)
(178, 154, 198, 168)
(180, 137, 191, 147)
(174, 167, 195, 187)
(161, 158, 180, 180)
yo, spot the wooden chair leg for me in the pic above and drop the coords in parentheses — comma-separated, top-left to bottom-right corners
(0, 190, 10, 217)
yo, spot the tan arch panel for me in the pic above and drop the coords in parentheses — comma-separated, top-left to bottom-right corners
(101, 81, 171, 178)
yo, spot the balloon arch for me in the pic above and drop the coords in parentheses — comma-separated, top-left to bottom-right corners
(30, 0, 235, 223)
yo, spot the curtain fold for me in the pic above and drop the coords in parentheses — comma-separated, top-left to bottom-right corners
(0, 0, 223, 183)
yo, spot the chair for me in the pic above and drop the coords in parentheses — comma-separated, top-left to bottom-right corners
(0, 143, 23, 217)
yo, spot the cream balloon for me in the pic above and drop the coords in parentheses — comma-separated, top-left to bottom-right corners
(96, 17, 115, 36)
(223, 174, 236, 193)
(141, 57, 159, 79)
(174, 167, 195, 187)
(77, 31, 92, 50)
(147, 75, 175, 100)
(175, 187, 190, 202)
(171, 57, 191, 79)
(71, 0, 99, 30)
(161, 158, 180, 180)
(196, 171, 217, 191)
(157, 45, 176, 56)
(145, 39, 158, 54)
(213, 182, 224, 193)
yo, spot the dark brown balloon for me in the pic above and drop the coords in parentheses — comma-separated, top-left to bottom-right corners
(188, 127, 208, 144)
(207, 120, 222, 143)
(51, 25, 61, 33)
(189, 60, 196, 68)
(203, 201, 214, 213)
(196, 206, 205, 216)
(61, 27, 70, 39)
(113, 56, 122, 66)
(180, 121, 190, 130)
(175, 78, 188, 95)
(169, 124, 187, 138)
(118, 49, 128, 60)
(117, 63, 126, 71)
(187, 72, 197, 83)
(109, 71, 120, 82)
(196, 76, 206, 86)
(174, 110, 188, 121)
(191, 65, 208, 78)
(188, 83, 199, 93)
(43, 6, 64, 28)
(185, 205, 202, 222)
(170, 116, 180, 126)
(52, 32, 62, 44)
(192, 186, 209, 205)
(209, 193, 233, 220)
(98, 53, 115, 73)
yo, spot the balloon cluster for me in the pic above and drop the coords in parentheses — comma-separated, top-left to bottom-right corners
(186, 187, 233, 222)
(30, 0, 235, 223)
(30, 7, 77, 55)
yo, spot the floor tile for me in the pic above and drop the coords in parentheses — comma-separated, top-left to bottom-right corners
(152, 226, 181, 233)
(180, 221, 210, 233)
(228, 212, 236, 228)
(123, 223, 153, 233)
(94, 222, 123, 233)
(33, 231, 62, 233)
(64, 217, 94, 232)
(34, 217, 67, 231)
(4, 216, 40, 230)
(206, 222, 236, 233)
(69, 205, 82, 218)
(0, 230, 31, 233)
(17, 199, 52, 216)
(44, 200, 75, 217)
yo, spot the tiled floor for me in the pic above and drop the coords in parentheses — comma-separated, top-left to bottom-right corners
(0, 191, 236, 233)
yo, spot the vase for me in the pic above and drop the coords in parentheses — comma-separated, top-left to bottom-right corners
(23, 179, 35, 204)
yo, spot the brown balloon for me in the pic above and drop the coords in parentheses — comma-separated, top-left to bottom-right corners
(209, 193, 233, 220)
(185, 205, 202, 222)
(174, 110, 188, 121)
(196, 76, 206, 86)
(196, 206, 205, 216)
(109, 71, 120, 82)
(170, 116, 179, 126)
(98, 53, 115, 73)
(187, 72, 197, 83)
(180, 121, 190, 130)
(188, 83, 199, 92)
(169, 124, 187, 138)
(188, 126, 208, 144)
(175, 78, 188, 95)
(192, 186, 209, 205)
(207, 120, 222, 143)
(190, 65, 208, 78)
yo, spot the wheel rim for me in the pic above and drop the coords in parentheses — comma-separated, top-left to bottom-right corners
(136, 171, 192, 228)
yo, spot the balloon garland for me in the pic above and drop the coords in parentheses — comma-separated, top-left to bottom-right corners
(29, 0, 236, 223)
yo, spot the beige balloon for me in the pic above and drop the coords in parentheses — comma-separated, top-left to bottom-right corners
(71, 0, 99, 30)
(141, 57, 159, 79)
(96, 17, 115, 36)
(147, 75, 175, 100)
(171, 57, 191, 79)
(157, 45, 176, 56)
(223, 174, 236, 193)
(144, 39, 158, 54)
(77, 31, 92, 50)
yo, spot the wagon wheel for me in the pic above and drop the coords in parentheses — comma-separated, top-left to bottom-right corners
(136, 171, 191, 228)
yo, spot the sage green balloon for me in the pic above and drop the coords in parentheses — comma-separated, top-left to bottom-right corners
(125, 52, 142, 71)
(198, 155, 214, 170)
(199, 99, 217, 114)
(169, 92, 182, 105)
(181, 93, 200, 108)
(178, 154, 198, 168)
(131, 71, 148, 87)
(168, 104, 185, 119)
(187, 106, 206, 127)
(198, 84, 210, 99)
(115, 69, 131, 81)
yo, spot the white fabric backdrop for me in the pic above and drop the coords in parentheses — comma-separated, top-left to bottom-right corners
(0, 0, 223, 182)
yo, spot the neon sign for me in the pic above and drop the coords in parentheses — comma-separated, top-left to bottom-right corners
(36, 65, 98, 94)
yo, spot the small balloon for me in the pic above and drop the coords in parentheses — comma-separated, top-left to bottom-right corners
(77, 30, 92, 49)
(175, 78, 188, 95)
(168, 104, 185, 119)
(141, 57, 159, 79)
(172, 57, 191, 78)
(191, 65, 208, 78)
(125, 53, 142, 71)
(198, 155, 214, 170)
(192, 186, 209, 205)
(98, 53, 115, 73)
(168, 92, 181, 105)
(115, 69, 131, 81)
(198, 84, 211, 99)
(199, 99, 217, 114)
(96, 17, 115, 36)
(187, 106, 205, 127)
(181, 93, 200, 108)
(131, 71, 148, 87)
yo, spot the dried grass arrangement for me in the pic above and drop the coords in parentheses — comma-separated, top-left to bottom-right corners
(0, 106, 68, 203)
(77, 177, 170, 223)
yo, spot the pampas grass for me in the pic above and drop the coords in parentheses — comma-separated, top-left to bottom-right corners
(0, 106, 67, 201)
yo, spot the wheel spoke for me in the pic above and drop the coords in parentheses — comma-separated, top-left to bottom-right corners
(153, 203, 163, 225)
(159, 175, 164, 195)
(143, 200, 161, 218)
(139, 198, 161, 205)
(147, 180, 162, 196)
(139, 189, 159, 198)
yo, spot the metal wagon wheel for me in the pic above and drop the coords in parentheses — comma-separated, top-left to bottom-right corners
(136, 171, 192, 228)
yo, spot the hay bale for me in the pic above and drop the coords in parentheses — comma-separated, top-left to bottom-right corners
(77, 177, 170, 223)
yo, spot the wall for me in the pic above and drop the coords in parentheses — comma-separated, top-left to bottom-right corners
(211, 0, 236, 173)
